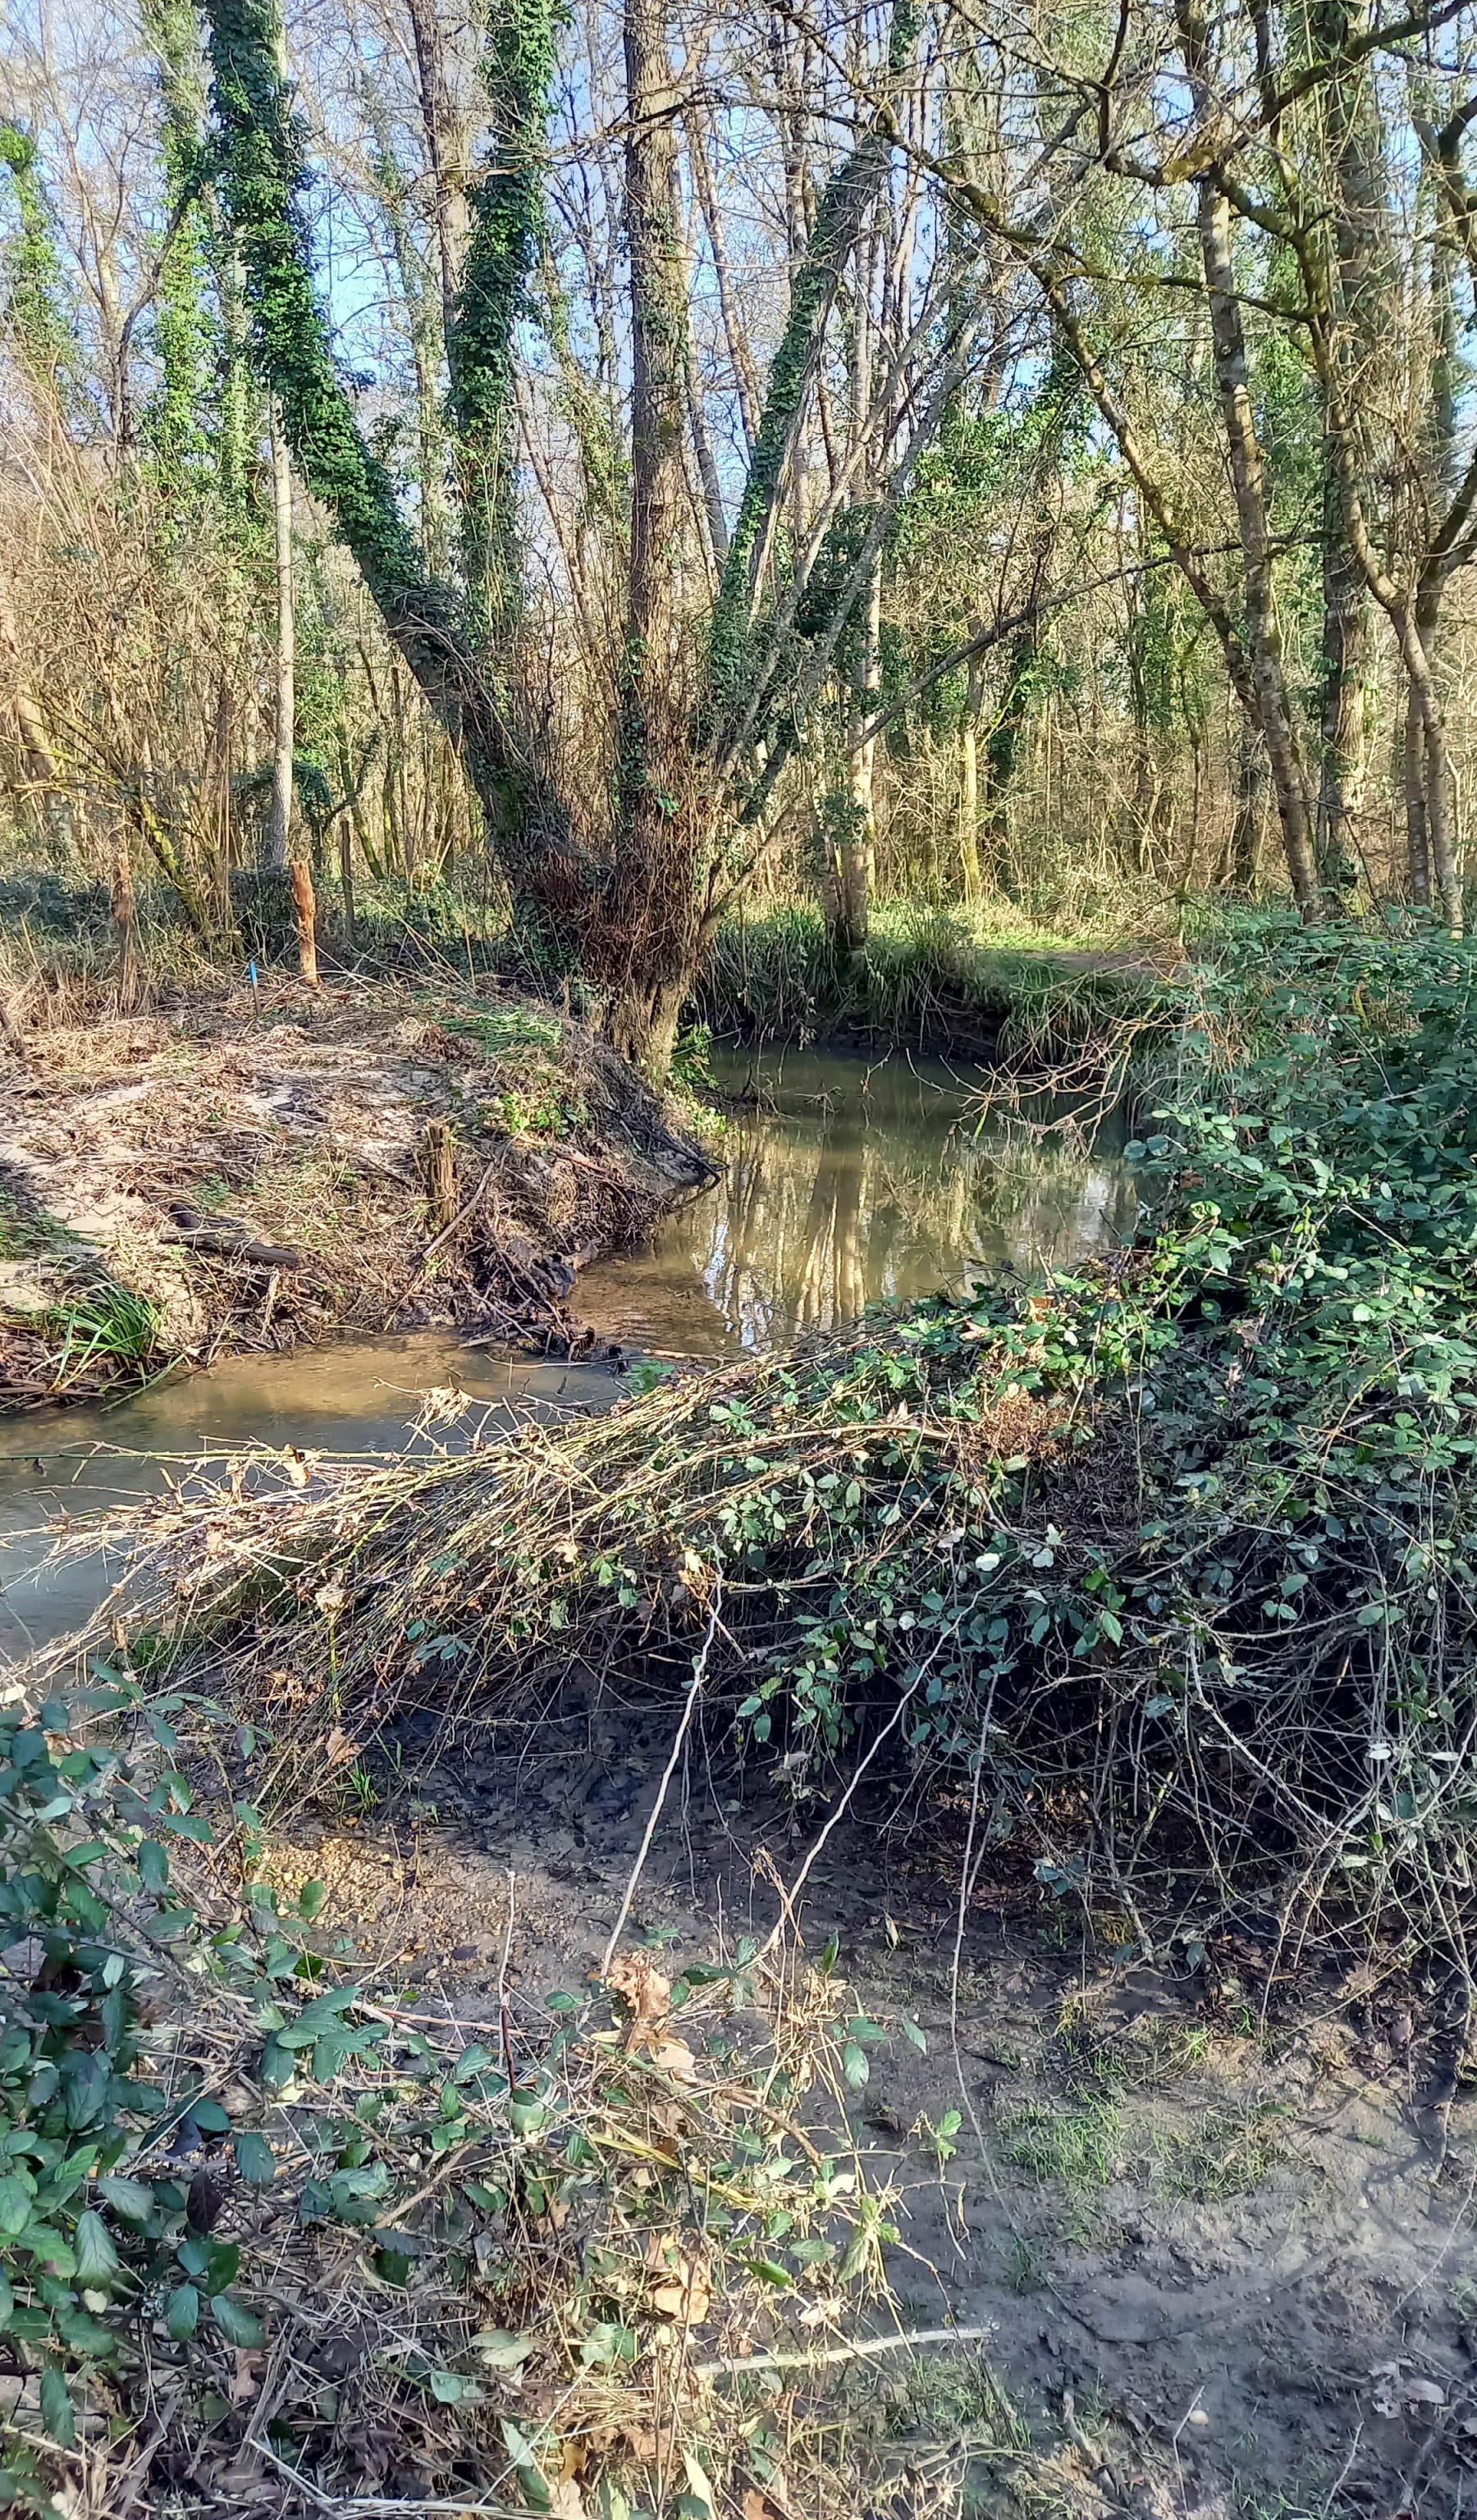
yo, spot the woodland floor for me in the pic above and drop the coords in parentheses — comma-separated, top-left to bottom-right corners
(249, 1697, 1477, 2519)
(0, 977, 710, 1408)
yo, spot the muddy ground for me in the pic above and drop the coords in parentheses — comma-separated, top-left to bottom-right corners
(0, 977, 710, 1408)
(247, 1699, 1477, 2519)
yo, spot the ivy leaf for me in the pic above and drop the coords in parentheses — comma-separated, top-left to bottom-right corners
(843, 2040, 870, 2089)
(0, 2175, 32, 2239)
(166, 2283, 200, 2342)
(501, 2418, 551, 2512)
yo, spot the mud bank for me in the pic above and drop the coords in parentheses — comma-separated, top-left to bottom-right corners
(0, 976, 711, 1409)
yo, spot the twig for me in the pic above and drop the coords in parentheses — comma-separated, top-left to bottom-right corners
(757, 1628, 950, 1957)
(695, 2321, 994, 2380)
(254, 2435, 526, 2515)
(600, 1575, 721, 1981)
(418, 1157, 500, 1270)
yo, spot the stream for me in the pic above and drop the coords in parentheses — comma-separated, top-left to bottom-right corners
(0, 1045, 1135, 1654)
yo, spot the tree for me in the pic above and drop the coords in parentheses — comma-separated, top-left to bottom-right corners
(201, 0, 935, 1070)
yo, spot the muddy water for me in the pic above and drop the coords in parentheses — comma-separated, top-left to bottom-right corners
(0, 1045, 1133, 1653)
(579, 1045, 1135, 1354)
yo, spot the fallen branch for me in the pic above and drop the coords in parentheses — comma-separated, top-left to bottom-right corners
(695, 2322, 995, 2381)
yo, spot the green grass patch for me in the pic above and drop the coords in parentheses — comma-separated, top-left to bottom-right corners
(998, 2096, 1125, 2191)
(700, 898, 1170, 1053)
(0, 1186, 75, 1265)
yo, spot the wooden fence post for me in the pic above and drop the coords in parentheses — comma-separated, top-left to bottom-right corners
(112, 848, 136, 1008)
(290, 861, 318, 988)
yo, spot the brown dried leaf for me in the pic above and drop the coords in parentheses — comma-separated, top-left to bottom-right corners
(229, 2349, 263, 2406)
(649, 2251, 711, 2323)
(648, 2035, 698, 2085)
(606, 1950, 671, 2048)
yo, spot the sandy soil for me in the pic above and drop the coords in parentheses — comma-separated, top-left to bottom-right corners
(0, 977, 710, 1408)
(248, 1698, 1477, 2518)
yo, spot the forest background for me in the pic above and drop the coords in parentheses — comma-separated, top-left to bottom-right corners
(5, 0, 1477, 1073)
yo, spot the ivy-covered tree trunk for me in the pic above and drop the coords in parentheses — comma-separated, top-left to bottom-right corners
(265, 402, 295, 870)
(708, 0, 919, 723)
(203, 0, 580, 901)
(599, 0, 708, 1075)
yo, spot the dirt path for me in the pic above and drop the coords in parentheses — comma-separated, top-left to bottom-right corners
(254, 1705, 1477, 2517)
(0, 975, 710, 1408)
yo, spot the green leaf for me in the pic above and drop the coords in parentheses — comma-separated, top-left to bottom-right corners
(899, 2016, 928, 2054)
(578, 2321, 638, 2367)
(501, 2418, 552, 2511)
(167, 2284, 200, 2342)
(0, 2267, 13, 2331)
(210, 2291, 264, 2348)
(0, 2175, 33, 2239)
(261, 2036, 295, 2091)
(73, 2209, 121, 2288)
(233, 2133, 276, 2185)
(97, 2176, 154, 2227)
(473, 2328, 534, 2370)
(297, 1879, 327, 1922)
(39, 2364, 75, 2449)
(843, 2040, 870, 2089)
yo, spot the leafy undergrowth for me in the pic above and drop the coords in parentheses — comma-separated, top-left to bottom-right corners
(0, 1676, 977, 2516)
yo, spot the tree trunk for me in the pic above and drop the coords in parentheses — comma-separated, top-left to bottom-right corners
(1193, 174, 1319, 911)
(958, 660, 983, 902)
(112, 847, 138, 1008)
(291, 861, 318, 986)
(265, 402, 295, 871)
(338, 816, 357, 947)
(834, 553, 880, 961)
(1405, 688, 1431, 906)
(1227, 717, 1265, 893)
(1312, 0, 1382, 904)
(599, 0, 706, 1071)
(1316, 483, 1367, 895)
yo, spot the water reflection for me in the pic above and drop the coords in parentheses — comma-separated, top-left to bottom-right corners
(0, 1045, 1135, 1653)
(577, 1048, 1136, 1354)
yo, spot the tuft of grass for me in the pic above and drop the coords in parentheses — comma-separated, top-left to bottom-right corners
(45, 1281, 161, 1387)
(0, 1189, 75, 1266)
(997, 2096, 1125, 2192)
(1161, 2102, 1290, 2201)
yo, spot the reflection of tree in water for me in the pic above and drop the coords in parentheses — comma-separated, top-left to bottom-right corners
(693, 1093, 1136, 1349)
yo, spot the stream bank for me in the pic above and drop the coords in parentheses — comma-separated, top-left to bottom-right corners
(0, 975, 711, 1412)
(9, 919, 1477, 2513)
